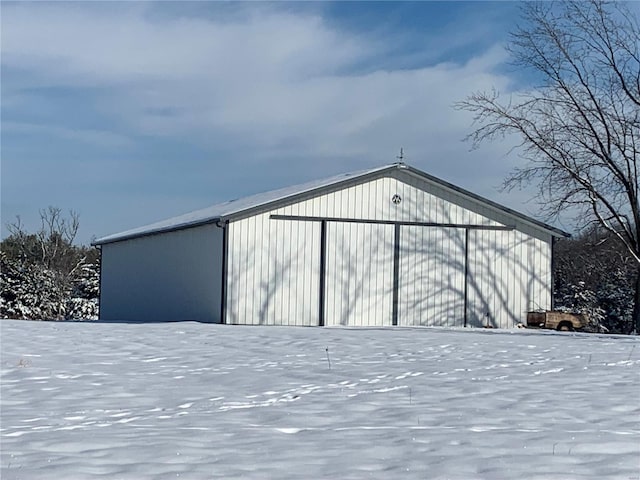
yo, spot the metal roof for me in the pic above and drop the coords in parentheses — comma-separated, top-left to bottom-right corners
(93, 163, 569, 245)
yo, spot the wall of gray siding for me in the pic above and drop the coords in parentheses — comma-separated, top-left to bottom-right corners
(100, 223, 223, 322)
(226, 172, 551, 328)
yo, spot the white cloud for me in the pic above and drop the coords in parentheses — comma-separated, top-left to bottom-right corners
(2, 2, 535, 242)
(2, 121, 133, 149)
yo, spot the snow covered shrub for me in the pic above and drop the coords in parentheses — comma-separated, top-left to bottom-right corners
(65, 261, 100, 320)
(0, 251, 68, 320)
(554, 229, 636, 334)
(556, 281, 605, 331)
(1, 208, 100, 321)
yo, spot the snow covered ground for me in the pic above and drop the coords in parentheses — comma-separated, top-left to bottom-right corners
(1, 320, 639, 480)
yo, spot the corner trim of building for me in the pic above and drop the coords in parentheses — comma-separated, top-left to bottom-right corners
(97, 245, 103, 321)
(392, 224, 400, 326)
(318, 220, 327, 327)
(463, 228, 470, 328)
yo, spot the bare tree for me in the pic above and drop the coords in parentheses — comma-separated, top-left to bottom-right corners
(2, 207, 94, 320)
(456, 0, 640, 333)
(6, 207, 84, 274)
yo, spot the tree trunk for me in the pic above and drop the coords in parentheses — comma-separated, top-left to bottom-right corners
(633, 266, 640, 335)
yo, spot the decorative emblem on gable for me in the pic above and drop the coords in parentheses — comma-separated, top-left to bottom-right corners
(391, 194, 402, 205)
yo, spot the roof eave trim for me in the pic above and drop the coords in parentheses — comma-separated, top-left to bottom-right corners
(92, 217, 223, 246)
(402, 165, 570, 238)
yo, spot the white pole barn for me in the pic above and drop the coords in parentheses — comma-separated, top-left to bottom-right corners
(93, 163, 569, 327)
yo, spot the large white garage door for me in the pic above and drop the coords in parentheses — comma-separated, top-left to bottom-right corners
(397, 226, 466, 327)
(324, 222, 395, 326)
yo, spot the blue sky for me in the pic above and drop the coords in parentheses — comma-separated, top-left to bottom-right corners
(1, 1, 543, 244)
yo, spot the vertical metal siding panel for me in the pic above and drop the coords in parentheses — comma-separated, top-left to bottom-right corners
(397, 226, 465, 327)
(351, 221, 359, 326)
(301, 203, 310, 325)
(467, 229, 485, 327)
(229, 222, 241, 324)
(367, 178, 375, 220)
(278, 217, 287, 324)
(327, 221, 336, 325)
(424, 227, 434, 325)
(356, 223, 364, 326)
(410, 178, 418, 222)
(495, 230, 507, 328)
(259, 214, 267, 324)
(493, 229, 502, 326)
(376, 178, 384, 219)
(419, 183, 428, 223)
(400, 178, 409, 222)
(397, 227, 406, 325)
(336, 221, 346, 325)
(544, 238, 552, 309)
(466, 229, 475, 326)
(466, 228, 541, 329)
(269, 218, 278, 325)
(264, 214, 273, 325)
(526, 237, 535, 312)
(457, 228, 466, 324)
(241, 217, 250, 324)
(354, 183, 363, 219)
(224, 224, 233, 323)
(260, 216, 320, 326)
(298, 204, 306, 325)
(330, 188, 338, 218)
(248, 217, 259, 324)
(406, 226, 416, 326)
(278, 216, 287, 326)
(381, 177, 389, 221)
(286, 218, 294, 326)
(334, 221, 343, 325)
(520, 235, 531, 313)
(381, 224, 389, 326)
(305, 220, 317, 326)
(308, 221, 319, 326)
(399, 226, 416, 326)
(348, 184, 355, 218)
(270, 213, 279, 326)
(325, 222, 337, 325)
(503, 230, 514, 328)
(380, 224, 392, 326)
(492, 229, 502, 327)
(389, 178, 398, 222)
(403, 226, 415, 326)
(235, 221, 244, 324)
(324, 222, 393, 326)
(389, 177, 397, 220)
(363, 222, 370, 326)
(238, 217, 247, 323)
(511, 230, 521, 326)
(230, 215, 268, 325)
(386, 224, 394, 324)
(442, 228, 449, 327)
(291, 218, 300, 326)
(254, 215, 263, 325)
(513, 231, 523, 324)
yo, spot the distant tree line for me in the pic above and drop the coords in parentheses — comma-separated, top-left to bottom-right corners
(0, 207, 100, 320)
